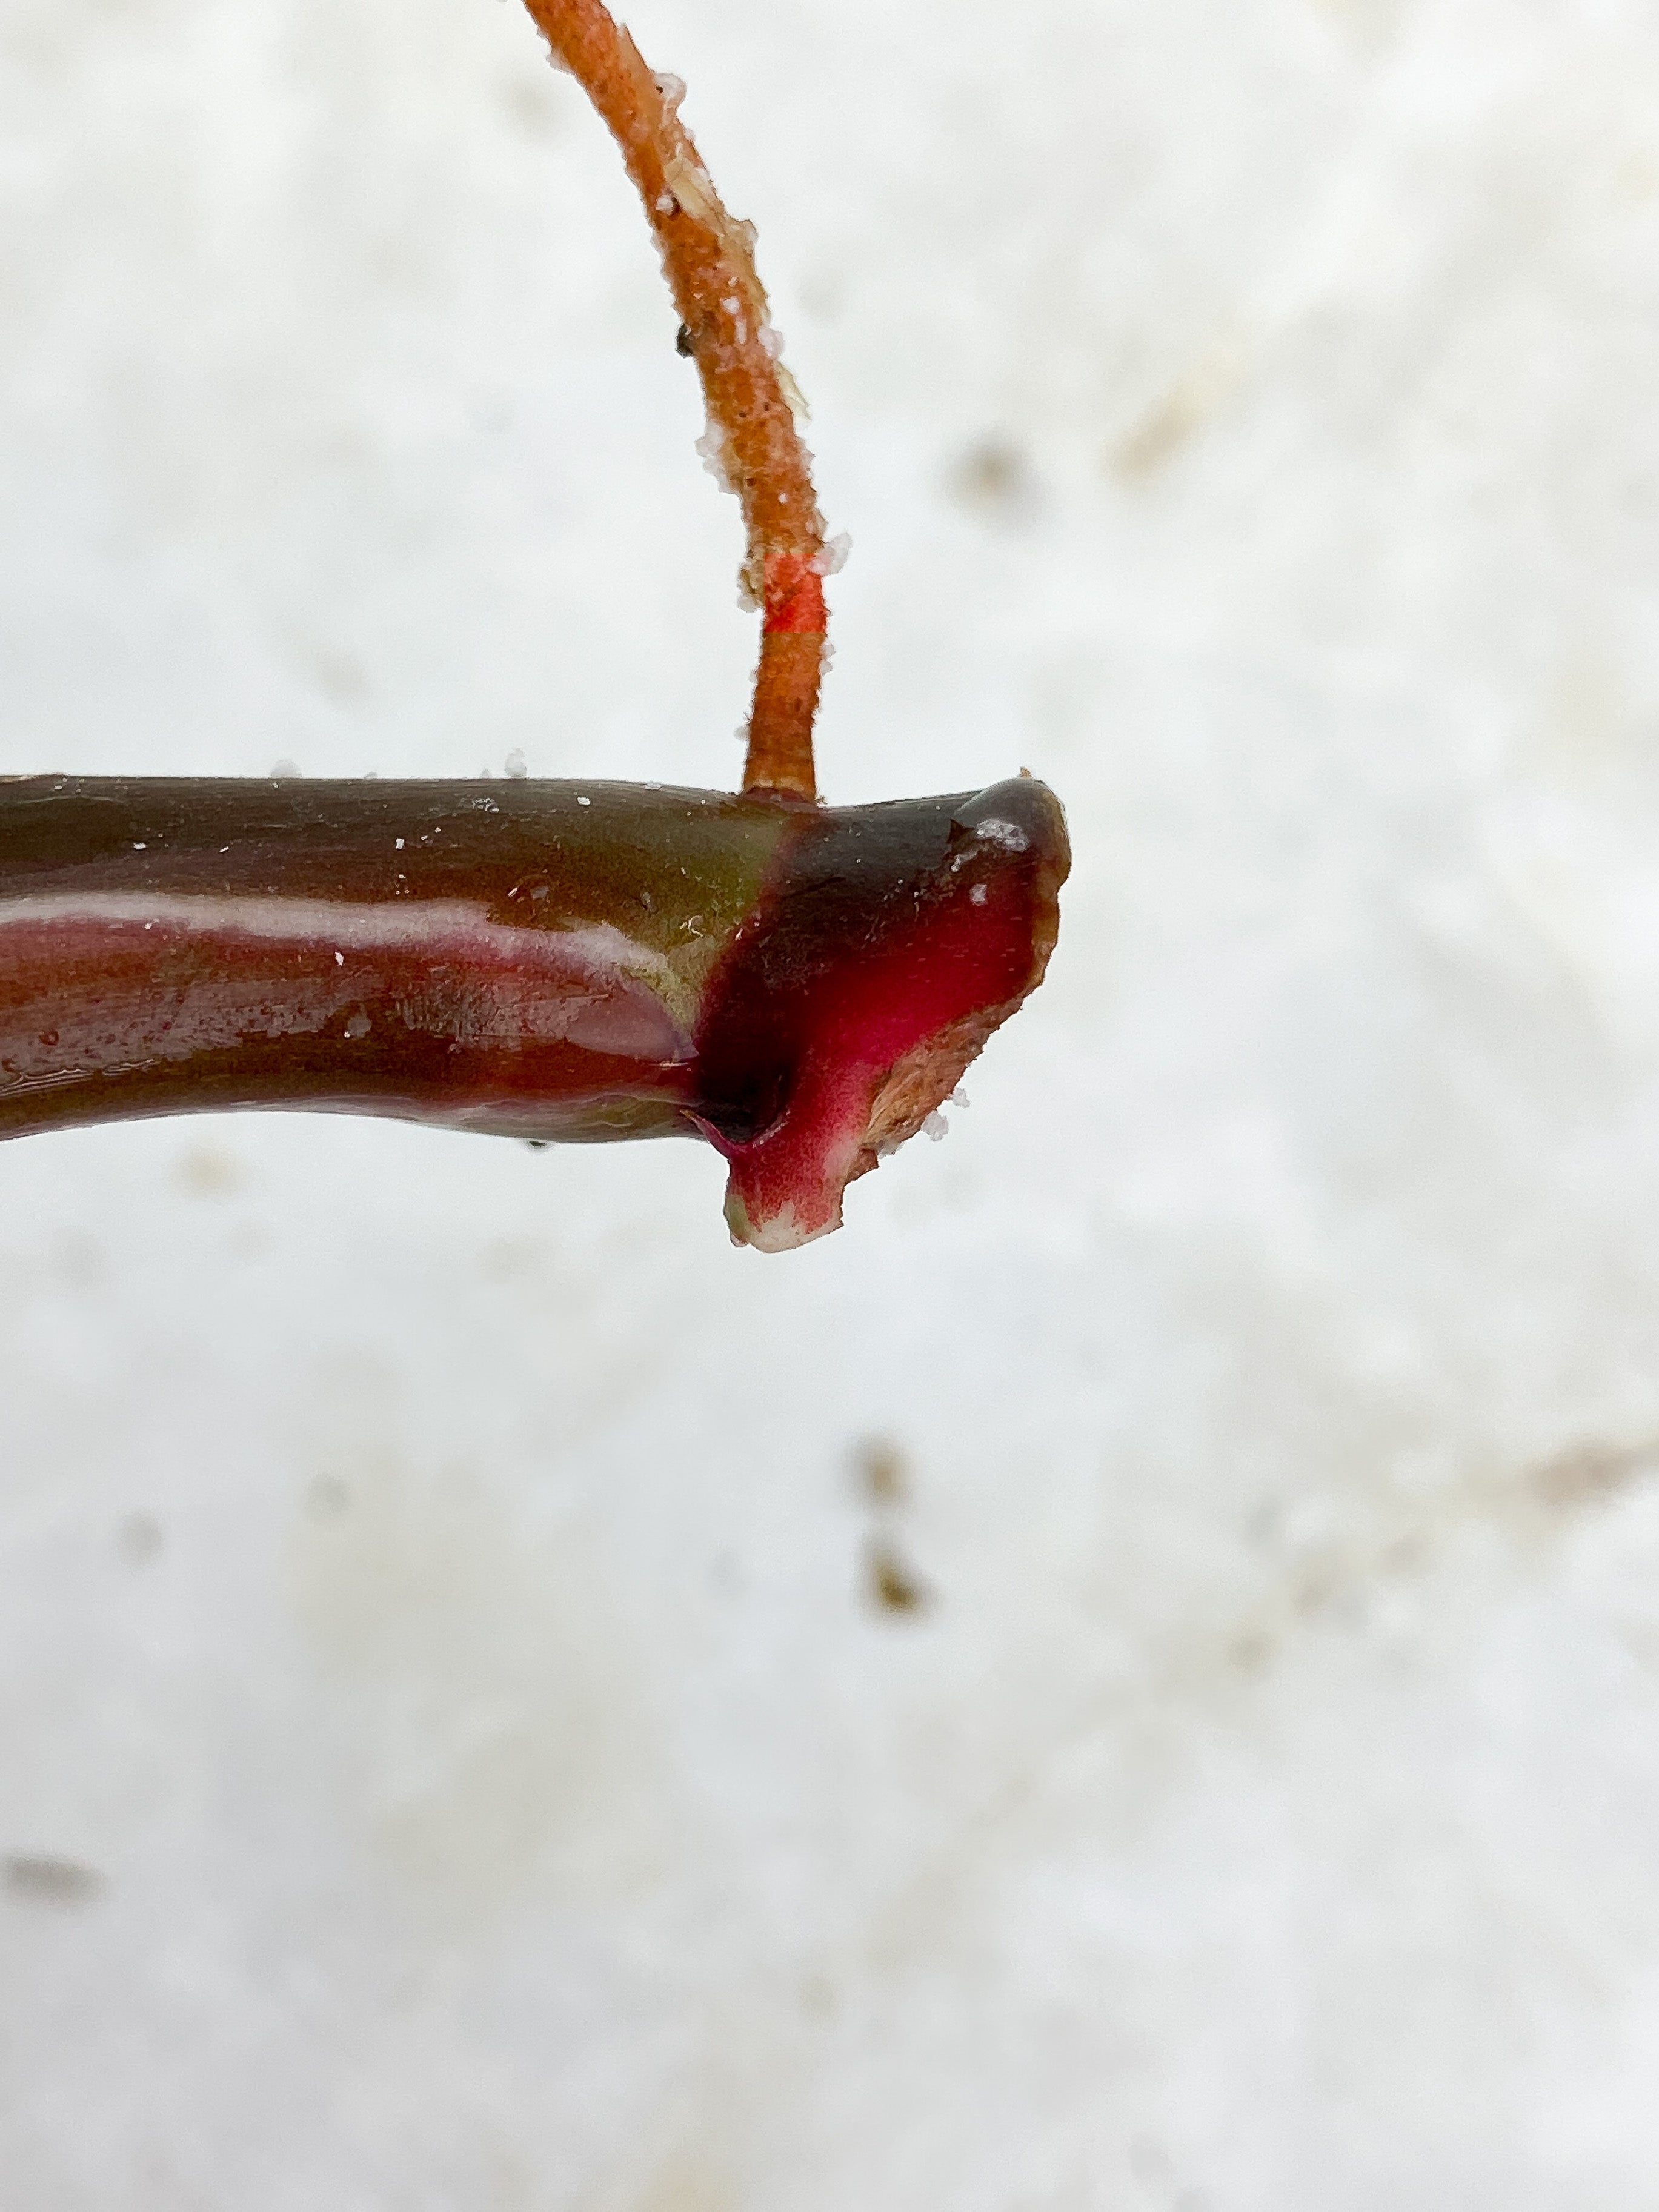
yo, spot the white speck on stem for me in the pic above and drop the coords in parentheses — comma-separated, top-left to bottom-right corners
(695, 419, 736, 494)
(974, 818, 1028, 852)
(577, 795, 591, 807)
(662, 152, 717, 225)
(394, 837, 405, 850)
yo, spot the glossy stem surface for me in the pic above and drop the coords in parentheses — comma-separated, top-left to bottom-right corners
(0, 775, 1068, 1249)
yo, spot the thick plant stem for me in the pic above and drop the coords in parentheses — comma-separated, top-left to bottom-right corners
(0, 775, 1069, 1250)
(520, 0, 826, 800)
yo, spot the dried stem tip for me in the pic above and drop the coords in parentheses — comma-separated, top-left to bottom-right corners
(523, 0, 827, 800)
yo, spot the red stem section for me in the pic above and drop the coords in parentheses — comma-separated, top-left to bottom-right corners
(521, 0, 826, 800)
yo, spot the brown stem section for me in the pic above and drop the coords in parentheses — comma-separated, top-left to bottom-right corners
(522, 0, 826, 800)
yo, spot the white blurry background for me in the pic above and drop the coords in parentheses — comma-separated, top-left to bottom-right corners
(4, 0, 1659, 2202)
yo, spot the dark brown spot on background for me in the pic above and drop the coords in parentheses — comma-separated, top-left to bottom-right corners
(866, 1538, 929, 1616)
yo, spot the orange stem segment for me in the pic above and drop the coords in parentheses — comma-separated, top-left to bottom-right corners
(520, 0, 828, 800)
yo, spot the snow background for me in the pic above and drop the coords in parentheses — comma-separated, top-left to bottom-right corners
(4, 0, 1659, 2202)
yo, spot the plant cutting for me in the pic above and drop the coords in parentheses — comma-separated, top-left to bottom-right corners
(0, 0, 1068, 1251)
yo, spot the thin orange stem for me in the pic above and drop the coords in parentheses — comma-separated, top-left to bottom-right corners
(520, 0, 828, 800)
